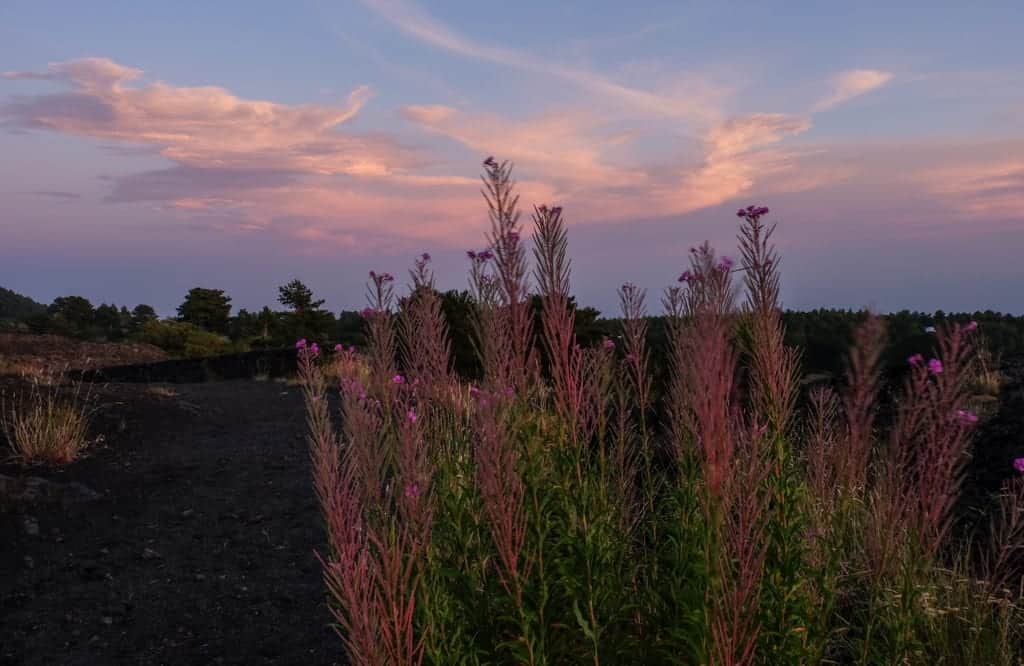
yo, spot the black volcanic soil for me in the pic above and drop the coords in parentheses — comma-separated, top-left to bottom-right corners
(0, 380, 343, 665)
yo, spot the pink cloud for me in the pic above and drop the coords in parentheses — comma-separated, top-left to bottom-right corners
(666, 114, 813, 211)
(9, 56, 1010, 261)
(400, 105, 821, 223)
(915, 159, 1024, 218)
(401, 104, 649, 190)
(3, 58, 410, 176)
(813, 69, 893, 111)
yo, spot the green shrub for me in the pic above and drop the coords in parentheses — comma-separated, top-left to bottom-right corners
(140, 319, 231, 358)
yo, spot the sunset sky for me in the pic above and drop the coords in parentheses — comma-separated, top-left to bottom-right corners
(2, 1, 1022, 316)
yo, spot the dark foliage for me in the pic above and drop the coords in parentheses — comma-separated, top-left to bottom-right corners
(177, 287, 232, 334)
(0, 287, 45, 321)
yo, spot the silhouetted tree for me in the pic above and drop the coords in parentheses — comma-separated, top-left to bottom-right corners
(94, 303, 123, 340)
(177, 288, 231, 334)
(278, 279, 325, 314)
(48, 296, 95, 336)
(131, 304, 158, 329)
(277, 279, 332, 344)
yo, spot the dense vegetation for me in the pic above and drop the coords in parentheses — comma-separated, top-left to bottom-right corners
(298, 159, 1024, 665)
(0, 286, 45, 321)
(2, 282, 1023, 375)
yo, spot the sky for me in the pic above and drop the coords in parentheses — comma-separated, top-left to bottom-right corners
(1, 1, 1022, 317)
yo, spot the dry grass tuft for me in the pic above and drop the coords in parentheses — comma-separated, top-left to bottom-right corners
(1, 367, 96, 464)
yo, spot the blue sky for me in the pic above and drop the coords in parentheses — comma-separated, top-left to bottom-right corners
(1, 1, 1022, 316)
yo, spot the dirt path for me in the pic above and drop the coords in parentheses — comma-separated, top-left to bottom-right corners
(1, 380, 343, 665)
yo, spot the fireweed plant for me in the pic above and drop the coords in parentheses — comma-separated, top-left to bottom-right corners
(300, 160, 1024, 665)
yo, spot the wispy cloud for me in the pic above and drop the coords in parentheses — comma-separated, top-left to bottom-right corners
(813, 69, 893, 112)
(359, 0, 723, 124)
(27, 190, 81, 200)
(2, 55, 967, 256)
(915, 158, 1024, 219)
(401, 104, 648, 190)
(670, 113, 813, 211)
(1, 58, 476, 245)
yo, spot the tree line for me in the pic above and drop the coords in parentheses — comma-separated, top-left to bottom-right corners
(3, 282, 1024, 375)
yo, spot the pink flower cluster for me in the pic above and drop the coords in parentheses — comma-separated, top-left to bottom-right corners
(296, 339, 320, 355)
(369, 270, 395, 282)
(907, 354, 943, 374)
(467, 249, 495, 262)
(955, 409, 979, 426)
(1014, 458, 1024, 473)
(736, 205, 770, 218)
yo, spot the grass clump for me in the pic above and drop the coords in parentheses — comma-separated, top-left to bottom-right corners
(1, 367, 95, 464)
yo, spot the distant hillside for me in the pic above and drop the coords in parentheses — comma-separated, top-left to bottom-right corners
(0, 286, 46, 320)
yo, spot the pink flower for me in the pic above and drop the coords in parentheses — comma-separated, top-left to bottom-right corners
(348, 345, 356, 354)
(551, 206, 562, 216)
(407, 408, 418, 423)
(468, 385, 480, 395)
(717, 256, 734, 272)
(928, 358, 944, 374)
(737, 205, 770, 218)
(678, 270, 693, 283)
(405, 482, 420, 499)
(421, 252, 431, 262)
(602, 338, 615, 350)
(965, 320, 978, 331)
(505, 386, 515, 397)
(295, 339, 307, 349)
(908, 353, 924, 367)
(956, 409, 979, 426)
(309, 342, 320, 355)
(360, 307, 374, 318)
(334, 343, 344, 352)
(393, 374, 405, 385)
(1014, 458, 1024, 473)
